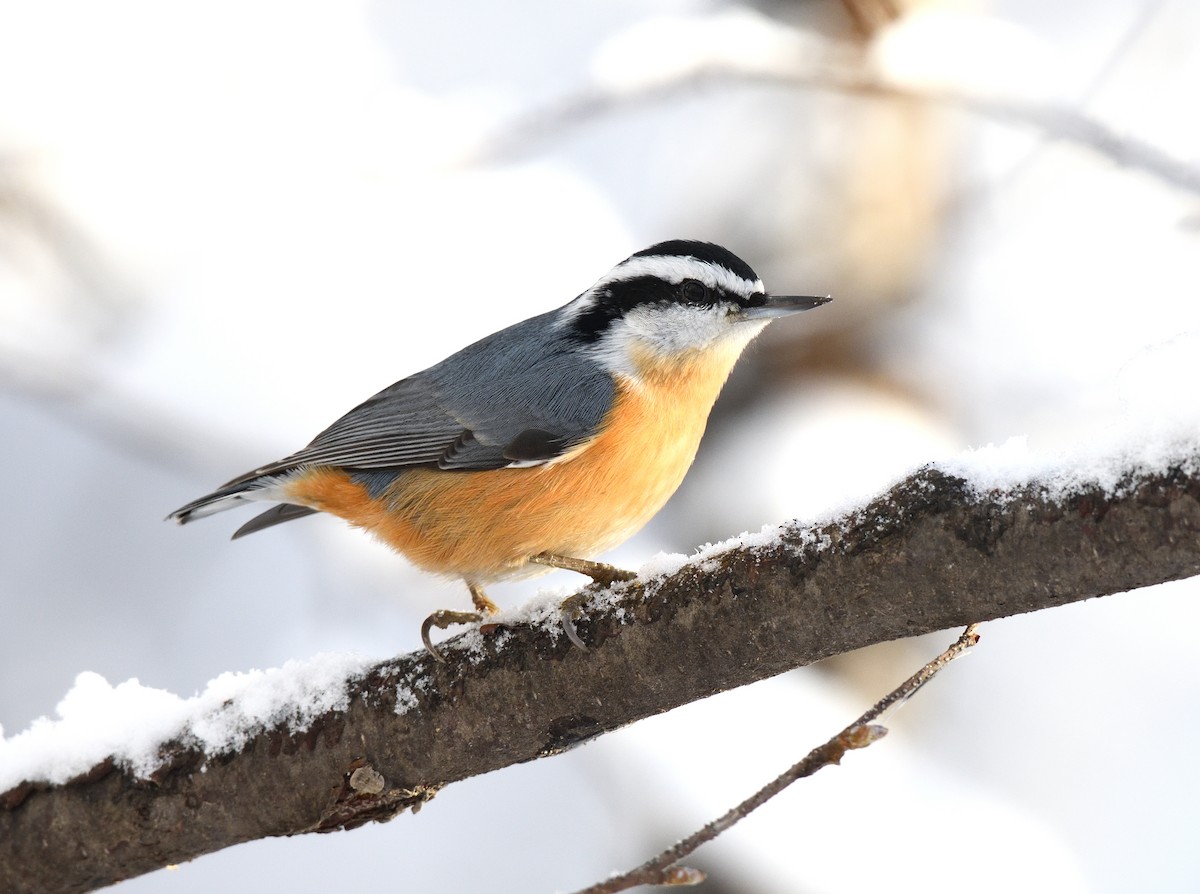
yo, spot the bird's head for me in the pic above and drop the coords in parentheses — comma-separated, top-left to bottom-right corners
(559, 240, 830, 381)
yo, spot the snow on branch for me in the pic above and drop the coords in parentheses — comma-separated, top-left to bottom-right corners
(2, 440, 1199, 894)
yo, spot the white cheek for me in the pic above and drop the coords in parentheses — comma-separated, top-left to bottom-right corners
(590, 306, 769, 378)
(626, 304, 727, 353)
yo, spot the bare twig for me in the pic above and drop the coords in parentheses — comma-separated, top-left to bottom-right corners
(571, 624, 981, 893)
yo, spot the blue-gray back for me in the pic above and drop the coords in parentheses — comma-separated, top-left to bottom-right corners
(243, 308, 616, 479)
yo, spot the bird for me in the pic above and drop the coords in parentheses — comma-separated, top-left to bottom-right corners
(168, 240, 831, 657)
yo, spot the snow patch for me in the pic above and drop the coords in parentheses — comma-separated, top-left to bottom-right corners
(0, 652, 371, 793)
(941, 335, 1200, 498)
(638, 551, 691, 579)
(939, 430, 1200, 502)
(394, 686, 419, 716)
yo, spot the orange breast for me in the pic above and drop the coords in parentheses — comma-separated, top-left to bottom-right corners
(283, 340, 747, 581)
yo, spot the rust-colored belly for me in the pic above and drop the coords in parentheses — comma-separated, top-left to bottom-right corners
(284, 349, 741, 581)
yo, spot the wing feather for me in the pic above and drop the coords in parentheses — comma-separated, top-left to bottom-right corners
(170, 309, 617, 533)
(226, 310, 616, 482)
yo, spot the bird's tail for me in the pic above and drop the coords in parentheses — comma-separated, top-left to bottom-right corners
(167, 469, 321, 538)
(166, 474, 285, 525)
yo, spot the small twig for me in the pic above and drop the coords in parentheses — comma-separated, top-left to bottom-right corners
(858, 622, 982, 727)
(570, 623, 982, 894)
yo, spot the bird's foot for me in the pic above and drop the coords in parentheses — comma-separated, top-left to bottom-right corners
(420, 581, 502, 662)
(528, 553, 638, 652)
(420, 610, 483, 662)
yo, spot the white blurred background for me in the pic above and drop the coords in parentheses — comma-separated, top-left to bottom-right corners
(2, 0, 1199, 891)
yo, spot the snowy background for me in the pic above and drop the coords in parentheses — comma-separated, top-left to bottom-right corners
(2, 0, 1199, 891)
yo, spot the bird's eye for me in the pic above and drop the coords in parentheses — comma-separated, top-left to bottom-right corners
(679, 279, 711, 305)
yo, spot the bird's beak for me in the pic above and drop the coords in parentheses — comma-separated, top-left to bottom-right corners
(741, 294, 833, 320)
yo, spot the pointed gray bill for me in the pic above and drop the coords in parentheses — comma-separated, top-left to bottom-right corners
(742, 294, 833, 320)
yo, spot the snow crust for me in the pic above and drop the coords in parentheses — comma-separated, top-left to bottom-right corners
(0, 653, 370, 793)
(939, 433, 1199, 500)
(939, 332, 1200, 499)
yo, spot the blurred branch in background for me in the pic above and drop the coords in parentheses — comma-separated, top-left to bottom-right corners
(0, 155, 137, 346)
(0, 161, 248, 480)
(840, 0, 904, 37)
(0, 351, 252, 481)
(3, 451, 1197, 893)
(471, 60, 1200, 199)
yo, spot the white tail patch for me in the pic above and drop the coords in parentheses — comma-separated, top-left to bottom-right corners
(168, 476, 291, 523)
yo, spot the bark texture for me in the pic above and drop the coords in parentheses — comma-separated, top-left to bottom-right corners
(3, 458, 1199, 893)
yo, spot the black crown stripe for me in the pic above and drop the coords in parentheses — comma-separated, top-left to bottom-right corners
(630, 240, 759, 285)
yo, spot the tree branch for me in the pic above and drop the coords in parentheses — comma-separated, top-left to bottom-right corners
(3, 454, 1199, 893)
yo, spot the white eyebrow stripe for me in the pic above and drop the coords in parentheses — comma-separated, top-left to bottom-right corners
(594, 256, 764, 297)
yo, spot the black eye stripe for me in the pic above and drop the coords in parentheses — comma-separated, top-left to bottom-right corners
(566, 241, 764, 344)
(568, 276, 676, 342)
(567, 290, 623, 343)
(569, 275, 736, 342)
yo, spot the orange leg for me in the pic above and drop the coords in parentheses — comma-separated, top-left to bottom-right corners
(468, 581, 500, 613)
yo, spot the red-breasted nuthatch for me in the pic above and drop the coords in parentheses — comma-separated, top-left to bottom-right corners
(168, 240, 830, 655)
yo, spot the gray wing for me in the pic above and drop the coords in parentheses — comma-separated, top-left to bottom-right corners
(236, 310, 615, 481)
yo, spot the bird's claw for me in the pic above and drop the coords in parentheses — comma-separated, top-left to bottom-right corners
(421, 609, 483, 662)
(560, 593, 589, 652)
